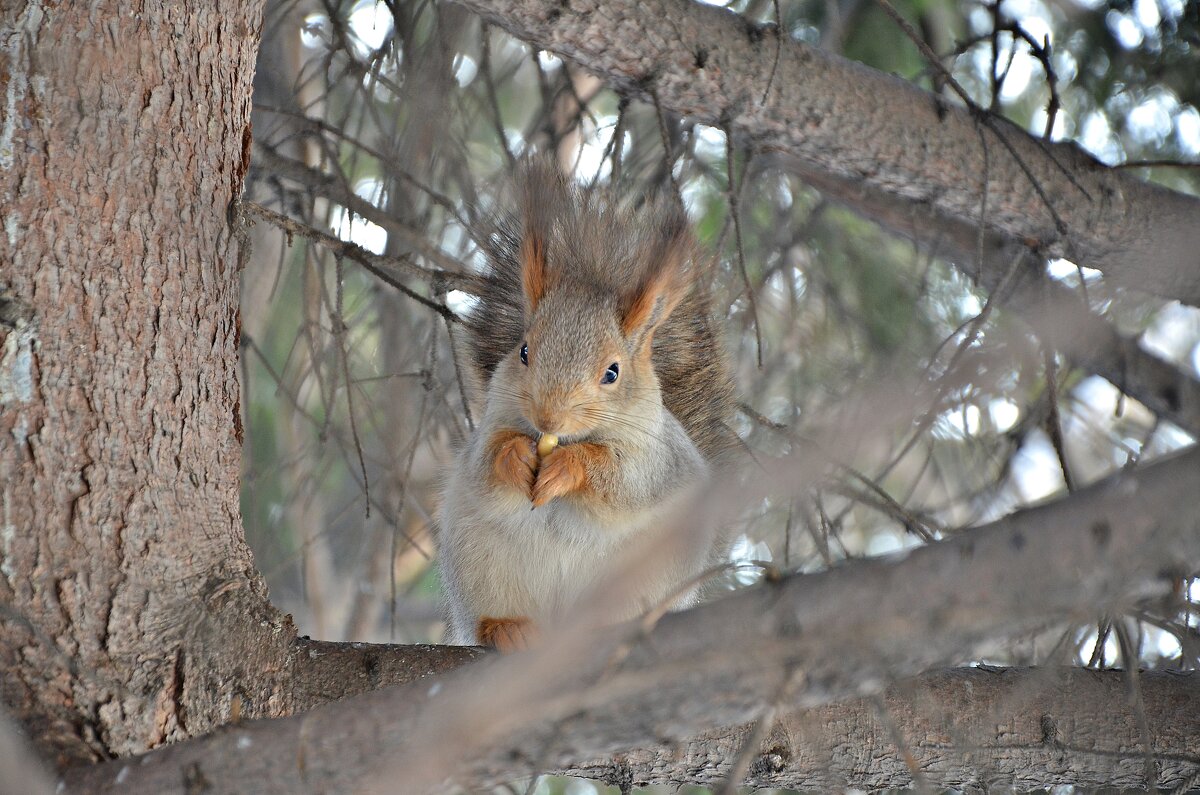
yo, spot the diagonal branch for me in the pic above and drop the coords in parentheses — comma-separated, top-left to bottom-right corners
(448, 0, 1200, 304)
(786, 160, 1200, 438)
(64, 444, 1200, 793)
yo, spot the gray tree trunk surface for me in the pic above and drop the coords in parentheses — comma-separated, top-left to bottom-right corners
(0, 0, 289, 766)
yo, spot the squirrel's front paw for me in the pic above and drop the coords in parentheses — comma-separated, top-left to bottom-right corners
(532, 444, 593, 507)
(491, 432, 538, 499)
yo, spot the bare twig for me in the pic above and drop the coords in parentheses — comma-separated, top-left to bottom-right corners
(725, 133, 764, 368)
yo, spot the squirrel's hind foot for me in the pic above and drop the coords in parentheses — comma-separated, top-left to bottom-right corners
(477, 616, 538, 652)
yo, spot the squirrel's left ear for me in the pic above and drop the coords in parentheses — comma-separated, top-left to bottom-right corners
(620, 211, 692, 350)
(517, 159, 568, 316)
(520, 228, 548, 314)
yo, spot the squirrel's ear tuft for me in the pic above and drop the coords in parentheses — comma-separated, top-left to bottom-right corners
(620, 215, 692, 346)
(520, 229, 547, 313)
(516, 159, 568, 315)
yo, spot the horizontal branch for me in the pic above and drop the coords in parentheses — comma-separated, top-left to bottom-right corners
(64, 445, 1200, 793)
(284, 638, 485, 713)
(566, 667, 1200, 791)
(452, 0, 1200, 304)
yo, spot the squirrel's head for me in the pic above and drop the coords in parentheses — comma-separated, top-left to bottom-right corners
(493, 179, 694, 443)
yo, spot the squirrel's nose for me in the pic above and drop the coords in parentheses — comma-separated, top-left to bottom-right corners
(533, 409, 560, 435)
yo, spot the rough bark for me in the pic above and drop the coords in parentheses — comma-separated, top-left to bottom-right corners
(566, 667, 1200, 791)
(283, 639, 483, 712)
(450, 0, 1200, 304)
(58, 667, 1200, 793)
(63, 446, 1200, 793)
(0, 0, 286, 766)
(0, 5, 484, 769)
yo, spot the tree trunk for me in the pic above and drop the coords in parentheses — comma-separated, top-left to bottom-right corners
(1, 3, 482, 772)
(0, 1, 287, 765)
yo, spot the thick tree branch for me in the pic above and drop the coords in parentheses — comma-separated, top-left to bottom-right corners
(450, 0, 1200, 304)
(565, 667, 1200, 791)
(284, 638, 484, 712)
(250, 80, 1200, 437)
(65, 445, 1200, 793)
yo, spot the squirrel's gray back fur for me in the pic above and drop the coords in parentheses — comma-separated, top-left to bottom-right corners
(464, 163, 737, 463)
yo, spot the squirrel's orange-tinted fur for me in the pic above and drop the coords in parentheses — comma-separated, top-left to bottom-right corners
(531, 442, 609, 507)
(488, 430, 538, 499)
(520, 231, 548, 312)
(466, 162, 737, 464)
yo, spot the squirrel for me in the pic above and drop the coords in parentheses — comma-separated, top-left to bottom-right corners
(437, 161, 737, 650)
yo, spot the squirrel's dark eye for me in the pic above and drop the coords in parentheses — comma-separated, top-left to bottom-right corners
(601, 362, 619, 385)
(520, 343, 528, 366)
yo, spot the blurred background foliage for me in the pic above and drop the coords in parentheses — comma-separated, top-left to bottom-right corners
(242, 0, 1200, 722)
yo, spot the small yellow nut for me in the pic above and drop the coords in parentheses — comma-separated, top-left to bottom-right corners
(536, 433, 559, 458)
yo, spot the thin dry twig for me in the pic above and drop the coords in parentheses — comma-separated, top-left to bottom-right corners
(1115, 621, 1159, 789)
(872, 692, 932, 792)
(725, 133, 765, 368)
(650, 86, 683, 201)
(332, 255, 372, 517)
(242, 200, 477, 314)
(1042, 346, 1076, 492)
(871, 0, 1087, 229)
(759, 0, 784, 106)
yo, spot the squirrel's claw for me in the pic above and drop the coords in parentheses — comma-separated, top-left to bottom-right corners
(492, 433, 538, 500)
(531, 446, 587, 507)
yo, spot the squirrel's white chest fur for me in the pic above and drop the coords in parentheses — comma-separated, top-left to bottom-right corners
(437, 410, 710, 645)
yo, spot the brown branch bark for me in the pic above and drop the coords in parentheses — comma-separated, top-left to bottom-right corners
(283, 639, 484, 713)
(63, 445, 1200, 793)
(0, 0, 478, 771)
(449, 0, 1200, 304)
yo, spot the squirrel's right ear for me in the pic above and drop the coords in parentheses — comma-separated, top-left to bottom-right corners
(620, 207, 693, 350)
